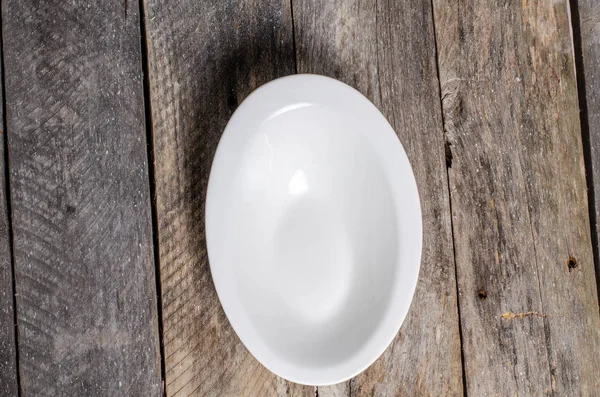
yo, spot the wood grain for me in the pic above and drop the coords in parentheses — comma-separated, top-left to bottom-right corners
(293, 0, 464, 395)
(0, 37, 19, 396)
(143, 0, 313, 395)
(2, 1, 162, 395)
(432, 0, 600, 395)
(572, 0, 600, 300)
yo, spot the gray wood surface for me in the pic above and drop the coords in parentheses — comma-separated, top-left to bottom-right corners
(0, 39, 19, 397)
(573, 0, 600, 300)
(293, 0, 463, 395)
(2, 1, 162, 395)
(432, 0, 600, 395)
(143, 0, 313, 395)
(0, 0, 598, 395)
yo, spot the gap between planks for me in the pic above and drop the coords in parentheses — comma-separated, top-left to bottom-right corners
(138, 0, 167, 390)
(428, 0, 469, 395)
(569, 0, 600, 307)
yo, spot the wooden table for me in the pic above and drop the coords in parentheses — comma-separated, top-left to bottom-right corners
(1, 0, 599, 396)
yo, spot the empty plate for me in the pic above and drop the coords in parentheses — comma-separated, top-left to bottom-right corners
(205, 74, 422, 385)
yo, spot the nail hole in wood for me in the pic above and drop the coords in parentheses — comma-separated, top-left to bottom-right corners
(567, 256, 577, 272)
(477, 289, 487, 299)
(445, 140, 453, 168)
(227, 90, 238, 112)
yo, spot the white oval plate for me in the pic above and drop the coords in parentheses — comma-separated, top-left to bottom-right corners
(206, 74, 422, 386)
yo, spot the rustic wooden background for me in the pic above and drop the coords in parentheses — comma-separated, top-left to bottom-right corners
(0, 0, 599, 396)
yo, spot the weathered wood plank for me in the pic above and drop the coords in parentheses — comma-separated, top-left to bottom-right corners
(432, 0, 600, 395)
(573, 0, 600, 300)
(0, 38, 19, 396)
(293, 0, 463, 395)
(143, 0, 313, 395)
(2, 1, 162, 395)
